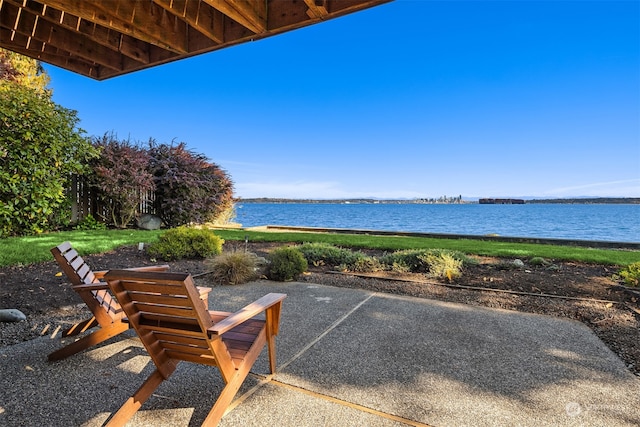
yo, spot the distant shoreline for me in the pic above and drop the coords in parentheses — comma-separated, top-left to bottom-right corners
(238, 197, 640, 205)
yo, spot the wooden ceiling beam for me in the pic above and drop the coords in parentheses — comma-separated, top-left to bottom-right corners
(0, 28, 102, 78)
(41, 0, 188, 53)
(26, 0, 153, 64)
(201, 0, 266, 34)
(153, 0, 224, 44)
(1, 2, 124, 71)
(304, 0, 329, 19)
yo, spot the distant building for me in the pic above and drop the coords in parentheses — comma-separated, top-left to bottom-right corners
(479, 198, 525, 204)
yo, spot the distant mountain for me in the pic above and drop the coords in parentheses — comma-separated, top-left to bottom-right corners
(238, 197, 640, 205)
(526, 197, 640, 204)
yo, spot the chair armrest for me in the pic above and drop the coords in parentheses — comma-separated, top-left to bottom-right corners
(94, 265, 170, 279)
(71, 282, 110, 292)
(208, 293, 286, 336)
(93, 270, 109, 279)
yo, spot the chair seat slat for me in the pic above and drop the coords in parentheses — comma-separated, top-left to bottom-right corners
(132, 293, 192, 307)
(120, 281, 188, 295)
(135, 303, 196, 318)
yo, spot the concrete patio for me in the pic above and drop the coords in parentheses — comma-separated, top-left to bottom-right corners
(0, 280, 638, 426)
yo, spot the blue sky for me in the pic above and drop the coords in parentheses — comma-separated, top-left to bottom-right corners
(45, 0, 640, 200)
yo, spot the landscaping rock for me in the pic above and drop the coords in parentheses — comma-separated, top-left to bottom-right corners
(138, 214, 162, 230)
(0, 309, 26, 322)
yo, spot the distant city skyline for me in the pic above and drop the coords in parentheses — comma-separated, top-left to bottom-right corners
(45, 0, 640, 199)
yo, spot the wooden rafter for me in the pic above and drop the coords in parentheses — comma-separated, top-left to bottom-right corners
(304, 0, 329, 19)
(152, 0, 225, 44)
(0, 0, 393, 80)
(201, 0, 266, 34)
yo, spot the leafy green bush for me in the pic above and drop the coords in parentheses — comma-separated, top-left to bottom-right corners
(205, 250, 264, 285)
(267, 246, 308, 281)
(618, 262, 640, 287)
(0, 80, 98, 236)
(147, 227, 224, 260)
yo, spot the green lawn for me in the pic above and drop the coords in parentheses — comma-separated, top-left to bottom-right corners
(1, 228, 638, 267)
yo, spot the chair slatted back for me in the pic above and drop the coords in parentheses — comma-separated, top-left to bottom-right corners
(105, 270, 236, 378)
(51, 242, 121, 319)
(52, 241, 98, 285)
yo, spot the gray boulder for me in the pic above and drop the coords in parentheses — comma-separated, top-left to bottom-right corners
(0, 309, 26, 322)
(137, 214, 162, 230)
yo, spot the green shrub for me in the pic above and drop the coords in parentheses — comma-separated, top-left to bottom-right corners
(380, 249, 429, 272)
(379, 249, 469, 272)
(205, 250, 264, 285)
(350, 256, 384, 273)
(297, 242, 374, 271)
(74, 214, 106, 230)
(379, 248, 472, 275)
(147, 226, 223, 260)
(0, 80, 98, 236)
(267, 246, 308, 281)
(618, 262, 640, 287)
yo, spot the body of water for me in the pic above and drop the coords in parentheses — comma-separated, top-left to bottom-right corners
(234, 203, 640, 243)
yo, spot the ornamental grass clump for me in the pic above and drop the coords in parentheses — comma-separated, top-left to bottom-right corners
(422, 252, 463, 282)
(205, 250, 264, 285)
(267, 246, 307, 281)
(617, 262, 640, 287)
(147, 226, 224, 260)
(380, 248, 471, 280)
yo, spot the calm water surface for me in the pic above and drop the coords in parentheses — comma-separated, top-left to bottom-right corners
(234, 203, 640, 243)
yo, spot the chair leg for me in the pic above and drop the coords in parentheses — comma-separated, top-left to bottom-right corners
(105, 368, 169, 427)
(48, 321, 130, 361)
(202, 365, 252, 427)
(61, 317, 99, 337)
(202, 331, 268, 426)
(267, 333, 277, 374)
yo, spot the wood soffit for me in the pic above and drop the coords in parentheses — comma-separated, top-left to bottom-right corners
(0, 0, 392, 80)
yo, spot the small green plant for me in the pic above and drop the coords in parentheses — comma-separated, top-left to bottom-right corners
(617, 262, 640, 287)
(147, 226, 224, 260)
(380, 249, 430, 273)
(380, 248, 473, 273)
(297, 242, 375, 271)
(267, 246, 308, 281)
(529, 256, 550, 267)
(205, 250, 264, 285)
(74, 214, 106, 231)
(350, 256, 384, 273)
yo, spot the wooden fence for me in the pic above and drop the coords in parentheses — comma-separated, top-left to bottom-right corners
(67, 176, 156, 223)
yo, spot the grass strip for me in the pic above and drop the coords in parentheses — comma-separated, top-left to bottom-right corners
(1, 228, 638, 268)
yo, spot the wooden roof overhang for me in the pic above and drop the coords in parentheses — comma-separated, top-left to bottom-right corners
(0, 0, 391, 80)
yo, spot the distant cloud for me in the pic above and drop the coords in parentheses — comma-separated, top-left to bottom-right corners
(545, 179, 640, 197)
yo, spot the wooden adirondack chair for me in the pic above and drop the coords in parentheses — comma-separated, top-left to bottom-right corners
(103, 269, 286, 427)
(48, 241, 210, 361)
